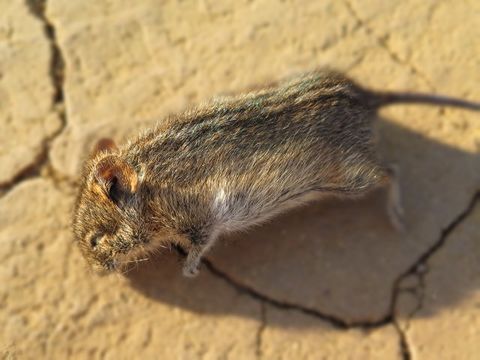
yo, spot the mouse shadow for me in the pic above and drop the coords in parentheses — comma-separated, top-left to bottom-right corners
(125, 112, 480, 328)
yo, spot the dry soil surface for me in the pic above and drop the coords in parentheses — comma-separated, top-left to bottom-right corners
(1, 0, 480, 359)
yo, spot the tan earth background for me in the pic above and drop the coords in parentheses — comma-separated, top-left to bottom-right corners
(1, 0, 480, 359)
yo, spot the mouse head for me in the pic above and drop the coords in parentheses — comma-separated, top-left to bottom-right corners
(73, 138, 149, 273)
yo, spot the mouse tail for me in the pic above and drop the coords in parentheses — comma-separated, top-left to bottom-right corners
(372, 91, 480, 111)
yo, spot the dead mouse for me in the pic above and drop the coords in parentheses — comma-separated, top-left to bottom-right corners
(72, 69, 480, 277)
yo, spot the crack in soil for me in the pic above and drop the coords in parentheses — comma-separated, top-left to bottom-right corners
(0, 146, 48, 196)
(394, 321, 412, 360)
(26, 0, 65, 104)
(202, 258, 393, 330)
(255, 301, 266, 360)
(343, 0, 435, 90)
(193, 188, 480, 358)
(394, 190, 480, 288)
(389, 190, 480, 360)
(0, 0, 68, 198)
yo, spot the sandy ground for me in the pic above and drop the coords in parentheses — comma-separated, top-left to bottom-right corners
(1, 0, 480, 359)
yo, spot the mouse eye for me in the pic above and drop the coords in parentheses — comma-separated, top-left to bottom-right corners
(90, 234, 102, 248)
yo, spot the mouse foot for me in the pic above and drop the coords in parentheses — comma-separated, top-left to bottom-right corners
(387, 200, 405, 232)
(384, 164, 406, 232)
(183, 262, 200, 277)
(182, 243, 204, 277)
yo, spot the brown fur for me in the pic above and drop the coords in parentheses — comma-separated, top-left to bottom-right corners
(72, 69, 479, 276)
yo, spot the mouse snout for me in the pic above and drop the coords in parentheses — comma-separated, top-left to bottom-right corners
(85, 226, 148, 274)
(92, 258, 118, 275)
(86, 236, 119, 272)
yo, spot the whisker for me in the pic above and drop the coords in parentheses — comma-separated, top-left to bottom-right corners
(123, 257, 149, 264)
(119, 265, 136, 275)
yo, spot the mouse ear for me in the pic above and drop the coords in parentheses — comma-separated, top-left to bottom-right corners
(94, 156, 138, 203)
(91, 138, 118, 157)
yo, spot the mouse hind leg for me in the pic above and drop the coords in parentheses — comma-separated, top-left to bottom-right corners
(338, 160, 405, 231)
(182, 230, 219, 277)
(377, 164, 405, 231)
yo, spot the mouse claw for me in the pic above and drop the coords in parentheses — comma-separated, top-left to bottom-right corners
(183, 263, 200, 278)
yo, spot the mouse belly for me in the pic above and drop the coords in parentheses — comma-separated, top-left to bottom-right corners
(211, 187, 328, 234)
(209, 159, 385, 235)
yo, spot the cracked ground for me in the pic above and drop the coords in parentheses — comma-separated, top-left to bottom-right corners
(1, 0, 480, 359)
